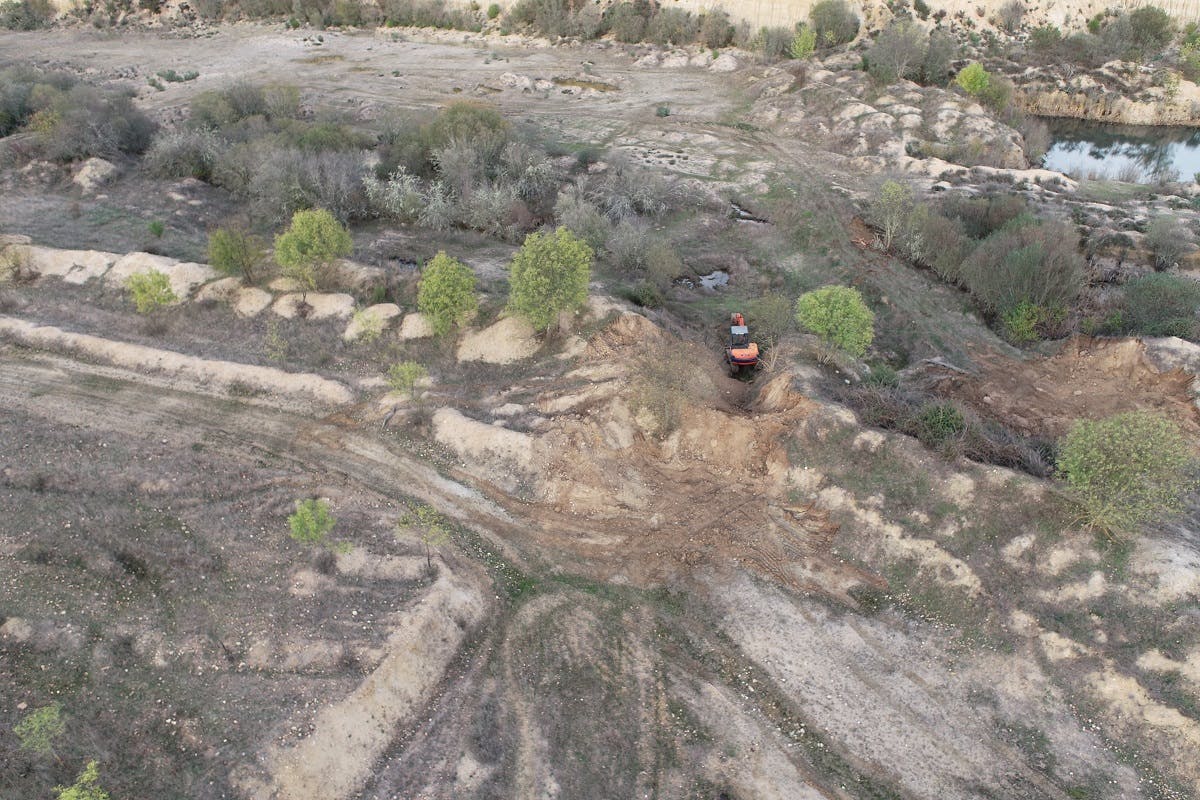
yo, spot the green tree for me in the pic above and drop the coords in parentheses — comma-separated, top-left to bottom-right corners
(14, 702, 65, 755)
(871, 180, 913, 251)
(208, 226, 266, 285)
(288, 498, 336, 547)
(55, 761, 109, 800)
(418, 251, 478, 336)
(1058, 411, 1197, 536)
(789, 24, 816, 59)
(507, 227, 593, 332)
(126, 269, 178, 313)
(398, 502, 451, 572)
(955, 61, 990, 97)
(386, 360, 428, 399)
(794, 285, 875, 361)
(274, 209, 352, 302)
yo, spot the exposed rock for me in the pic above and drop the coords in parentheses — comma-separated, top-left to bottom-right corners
(17, 245, 118, 284)
(106, 253, 218, 299)
(234, 287, 274, 318)
(331, 259, 387, 293)
(343, 302, 402, 341)
(72, 157, 119, 194)
(710, 53, 738, 73)
(457, 316, 539, 364)
(195, 276, 243, 303)
(272, 293, 356, 320)
(397, 312, 434, 340)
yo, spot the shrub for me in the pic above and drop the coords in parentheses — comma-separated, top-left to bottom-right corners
(288, 498, 336, 547)
(959, 220, 1085, 315)
(1123, 273, 1200, 338)
(1127, 5, 1174, 60)
(795, 285, 874, 360)
(363, 168, 424, 222)
(902, 205, 971, 283)
(1144, 215, 1192, 271)
(871, 179, 913, 251)
(224, 144, 370, 223)
(208, 227, 265, 284)
(1028, 24, 1062, 53)
(31, 84, 156, 161)
(418, 251, 478, 335)
(647, 7, 698, 45)
(939, 192, 1026, 240)
(809, 0, 858, 47)
(386, 360, 427, 398)
(55, 760, 109, 800)
(606, 1, 648, 42)
(0, 0, 53, 30)
(864, 363, 899, 387)
(14, 703, 64, 755)
(747, 293, 794, 347)
(145, 129, 223, 181)
(914, 402, 966, 448)
(1058, 411, 1197, 535)
(866, 19, 928, 84)
(699, 8, 732, 48)
(507, 227, 593, 331)
(274, 208, 352, 298)
(920, 29, 956, 86)
(126, 270, 177, 313)
(955, 61, 991, 98)
(554, 182, 611, 250)
(996, 0, 1023, 32)
(789, 24, 816, 59)
(587, 157, 674, 220)
(755, 26, 795, 59)
(486, 2, 499, 18)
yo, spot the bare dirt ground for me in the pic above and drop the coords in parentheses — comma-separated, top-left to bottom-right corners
(3, 21, 1200, 800)
(924, 336, 1200, 439)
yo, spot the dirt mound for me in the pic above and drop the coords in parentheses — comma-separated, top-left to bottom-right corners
(584, 312, 663, 360)
(457, 316, 539, 364)
(926, 337, 1200, 440)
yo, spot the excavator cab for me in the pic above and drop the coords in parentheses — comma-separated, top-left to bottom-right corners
(726, 312, 760, 375)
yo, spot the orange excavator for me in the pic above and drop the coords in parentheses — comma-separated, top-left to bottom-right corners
(725, 312, 759, 375)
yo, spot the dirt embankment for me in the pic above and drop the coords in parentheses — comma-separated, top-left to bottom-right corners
(923, 336, 1200, 440)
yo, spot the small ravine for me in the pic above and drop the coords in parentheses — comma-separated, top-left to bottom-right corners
(1041, 118, 1200, 183)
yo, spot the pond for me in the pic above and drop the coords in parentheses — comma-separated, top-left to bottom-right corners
(1041, 118, 1200, 184)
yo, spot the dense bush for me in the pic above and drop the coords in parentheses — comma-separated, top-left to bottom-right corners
(0, 0, 52, 29)
(938, 193, 1027, 241)
(960, 220, 1085, 315)
(418, 251, 478, 335)
(554, 182, 611, 250)
(646, 6, 697, 45)
(1127, 6, 1174, 60)
(794, 285, 874, 360)
(1123, 273, 1200, 338)
(866, 19, 928, 84)
(699, 8, 733, 48)
(809, 0, 858, 47)
(145, 129, 223, 181)
(507, 227, 593, 331)
(0, 66, 73, 137)
(1143, 215, 1192, 271)
(1058, 411, 1196, 535)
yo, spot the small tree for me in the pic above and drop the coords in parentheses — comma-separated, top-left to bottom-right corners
(795, 285, 875, 361)
(871, 180, 913, 251)
(14, 702, 65, 756)
(809, 0, 859, 47)
(386, 360, 428, 400)
(56, 761, 109, 800)
(955, 62, 991, 99)
(418, 251, 478, 336)
(398, 502, 451, 572)
(274, 209, 352, 302)
(288, 498, 336, 547)
(506, 227, 593, 332)
(1058, 411, 1197, 536)
(208, 226, 265, 285)
(866, 19, 928, 84)
(1144, 215, 1192, 271)
(126, 269, 178, 313)
(789, 24, 816, 59)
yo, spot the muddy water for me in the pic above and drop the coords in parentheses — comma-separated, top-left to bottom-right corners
(1042, 118, 1200, 183)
